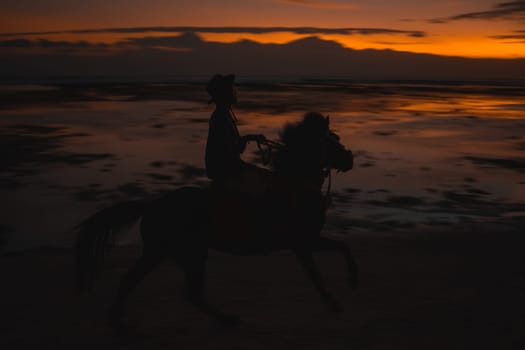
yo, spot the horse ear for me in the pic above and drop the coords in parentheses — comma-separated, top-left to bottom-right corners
(325, 115, 330, 126)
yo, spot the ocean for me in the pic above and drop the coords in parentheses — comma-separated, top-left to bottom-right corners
(1, 80, 524, 252)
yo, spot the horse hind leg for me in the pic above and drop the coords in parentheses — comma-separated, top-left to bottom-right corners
(179, 254, 241, 326)
(314, 237, 359, 289)
(108, 253, 162, 330)
(294, 249, 343, 313)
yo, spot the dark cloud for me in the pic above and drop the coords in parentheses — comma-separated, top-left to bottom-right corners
(430, 0, 525, 23)
(0, 33, 200, 51)
(451, 1, 525, 21)
(489, 29, 525, 43)
(0, 38, 109, 49)
(427, 18, 448, 24)
(0, 26, 426, 38)
(119, 32, 204, 48)
(0, 29, 428, 53)
(38, 39, 92, 49)
(491, 33, 525, 39)
(491, 30, 525, 40)
(275, 0, 357, 10)
(0, 39, 33, 48)
(372, 40, 425, 46)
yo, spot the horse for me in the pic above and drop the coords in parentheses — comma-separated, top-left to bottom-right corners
(75, 112, 358, 328)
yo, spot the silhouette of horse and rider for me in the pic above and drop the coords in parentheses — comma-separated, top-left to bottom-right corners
(75, 74, 357, 329)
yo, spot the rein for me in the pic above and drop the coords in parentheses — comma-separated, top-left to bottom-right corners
(256, 139, 283, 166)
(324, 168, 332, 198)
(257, 138, 334, 201)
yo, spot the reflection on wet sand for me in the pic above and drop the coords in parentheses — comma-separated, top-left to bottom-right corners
(1, 81, 524, 251)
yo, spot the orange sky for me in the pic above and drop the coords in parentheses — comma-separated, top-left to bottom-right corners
(1, 0, 524, 58)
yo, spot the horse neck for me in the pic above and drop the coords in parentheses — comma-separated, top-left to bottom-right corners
(273, 147, 325, 191)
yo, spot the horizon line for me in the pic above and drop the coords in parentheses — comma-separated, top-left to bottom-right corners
(0, 25, 426, 38)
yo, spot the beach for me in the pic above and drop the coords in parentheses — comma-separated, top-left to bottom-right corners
(1, 228, 524, 349)
(1, 81, 525, 348)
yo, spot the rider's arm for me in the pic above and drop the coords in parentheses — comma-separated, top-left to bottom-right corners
(242, 134, 267, 143)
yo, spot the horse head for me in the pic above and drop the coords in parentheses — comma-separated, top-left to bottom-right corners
(274, 112, 353, 182)
(322, 116, 353, 173)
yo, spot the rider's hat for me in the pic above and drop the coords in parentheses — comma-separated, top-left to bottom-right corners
(206, 74, 235, 103)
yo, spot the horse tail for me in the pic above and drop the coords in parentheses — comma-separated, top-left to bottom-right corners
(74, 200, 146, 293)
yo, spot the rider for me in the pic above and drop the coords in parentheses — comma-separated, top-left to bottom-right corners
(205, 74, 268, 196)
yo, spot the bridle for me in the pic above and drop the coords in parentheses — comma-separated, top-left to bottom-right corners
(256, 134, 336, 199)
(323, 168, 332, 198)
(256, 139, 283, 166)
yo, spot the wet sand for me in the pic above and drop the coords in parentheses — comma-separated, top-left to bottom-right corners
(1, 228, 524, 349)
(1, 81, 525, 251)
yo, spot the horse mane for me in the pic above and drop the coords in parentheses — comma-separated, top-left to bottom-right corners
(272, 112, 328, 174)
(279, 112, 328, 146)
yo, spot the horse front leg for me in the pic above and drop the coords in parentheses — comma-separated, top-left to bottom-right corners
(109, 254, 162, 331)
(313, 237, 358, 289)
(294, 249, 342, 312)
(180, 252, 241, 326)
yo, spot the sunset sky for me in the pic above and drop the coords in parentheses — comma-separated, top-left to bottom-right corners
(1, 0, 525, 58)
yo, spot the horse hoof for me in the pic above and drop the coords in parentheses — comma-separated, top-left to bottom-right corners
(348, 276, 359, 290)
(326, 300, 343, 313)
(109, 319, 129, 335)
(108, 316, 126, 334)
(216, 313, 242, 327)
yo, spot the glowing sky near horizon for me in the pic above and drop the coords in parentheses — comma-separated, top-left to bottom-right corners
(1, 0, 525, 58)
